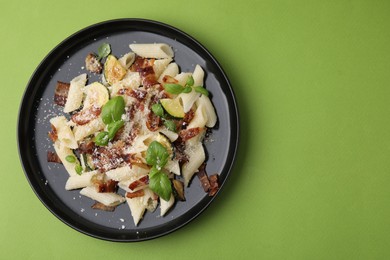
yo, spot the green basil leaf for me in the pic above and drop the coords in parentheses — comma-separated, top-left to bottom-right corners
(94, 131, 109, 146)
(149, 172, 172, 201)
(152, 103, 164, 117)
(194, 86, 209, 96)
(65, 155, 76, 163)
(101, 96, 125, 124)
(182, 86, 192, 93)
(163, 119, 177, 132)
(146, 141, 169, 168)
(164, 84, 184, 94)
(97, 43, 111, 60)
(185, 75, 194, 87)
(107, 120, 124, 140)
(149, 165, 160, 178)
(75, 164, 83, 175)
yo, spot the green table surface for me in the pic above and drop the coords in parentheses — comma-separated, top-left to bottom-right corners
(2, 0, 390, 259)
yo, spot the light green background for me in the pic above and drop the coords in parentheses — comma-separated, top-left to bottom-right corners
(1, 0, 390, 259)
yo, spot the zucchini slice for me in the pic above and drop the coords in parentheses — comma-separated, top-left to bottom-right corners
(104, 55, 127, 85)
(160, 98, 184, 118)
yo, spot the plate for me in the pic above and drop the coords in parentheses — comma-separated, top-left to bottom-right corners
(18, 19, 239, 242)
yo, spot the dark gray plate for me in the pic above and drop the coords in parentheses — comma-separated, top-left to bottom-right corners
(18, 19, 239, 242)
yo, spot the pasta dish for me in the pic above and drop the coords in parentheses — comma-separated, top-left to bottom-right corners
(47, 43, 219, 226)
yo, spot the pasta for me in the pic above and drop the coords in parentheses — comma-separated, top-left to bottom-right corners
(47, 42, 219, 226)
(50, 116, 78, 149)
(53, 141, 79, 176)
(118, 52, 135, 69)
(158, 62, 179, 83)
(64, 73, 87, 113)
(129, 43, 174, 59)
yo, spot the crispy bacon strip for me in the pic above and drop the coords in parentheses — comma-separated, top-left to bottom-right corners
(146, 112, 161, 131)
(91, 202, 116, 212)
(85, 53, 103, 74)
(77, 141, 95, 154)
(180, 109, 195, 129)
(126, 189, 145, 199)
(92, 141, 124, 172)
(208, 174, 220, 196)
(122, 153, 143, 165)
(197, 163, 210, 192)
(130, 56, 154, 71)
(179, 127, 201, 142)
(130, 56, 158, 87)
(129, 89, 147, 101)
(71, 106, 101, 125)
(124, 126, 139, 145)
(54, 81, 70, 106)
(96, 179, 119, 193)
(173, 139, 188, 165)
(128, 175, 149, 191)
(47, 151, 62, 163)
(48, 124, 58, 142)
(162, 75, 178, 84)
(139, 66, 158, 87)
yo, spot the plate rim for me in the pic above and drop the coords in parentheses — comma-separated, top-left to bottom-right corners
(17, 18, 239, 242)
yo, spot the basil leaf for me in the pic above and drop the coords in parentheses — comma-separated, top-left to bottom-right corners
(75, 164, 83, 175)
(149, 165, 160, 178)
(146, 141, 169, 168)
(107, 120, 124, 140)
(194, 86, 209, 96)
(164, 84, 184, 94)
(101, 96, 125, 124)
(152, 103, 164, 117)
(185, 75, 194, 87)
(97, 43, 111, 61)
(182, 86, 192, 93)
(149, 172, 172, 201)
(65, 155, 76, 163)
(94, 131, 109, 146)
(164, 119, 177, 132)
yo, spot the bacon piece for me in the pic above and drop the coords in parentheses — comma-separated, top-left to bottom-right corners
(146, 112, 161, 132)
(208, 174, 220, 196)
(179, 127, 201, 142)
(91, 202, 116, 212)
(130, 56, 154, 71)
(126, 189, 145, 199)
(95, 179, 119, 193)
(162, 75, 178, 84)
(122, 153, 143, 165)
(47, 151, 62, 163)
(173, 139, 188, 165)
(71, 106, 101, 125)
(77, 141, 95, 154)
(197, 163, 210, 192)
(196, 163, 219, 196)
(85, 53, 102, 74)
(129, 89, 147, 101)
(184, 109, 195, 125)
(180, 109, 195, 129)
(124, 126, 139, 145)
(92, 141, 124, 172)
(54, 81, 70, 106)
(48, 124, 58, 142)
(139, 66, 158, 87)
(127, 103, 136, 121)
(130, 56, 158, 87)
(128, 175, 149, 191)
